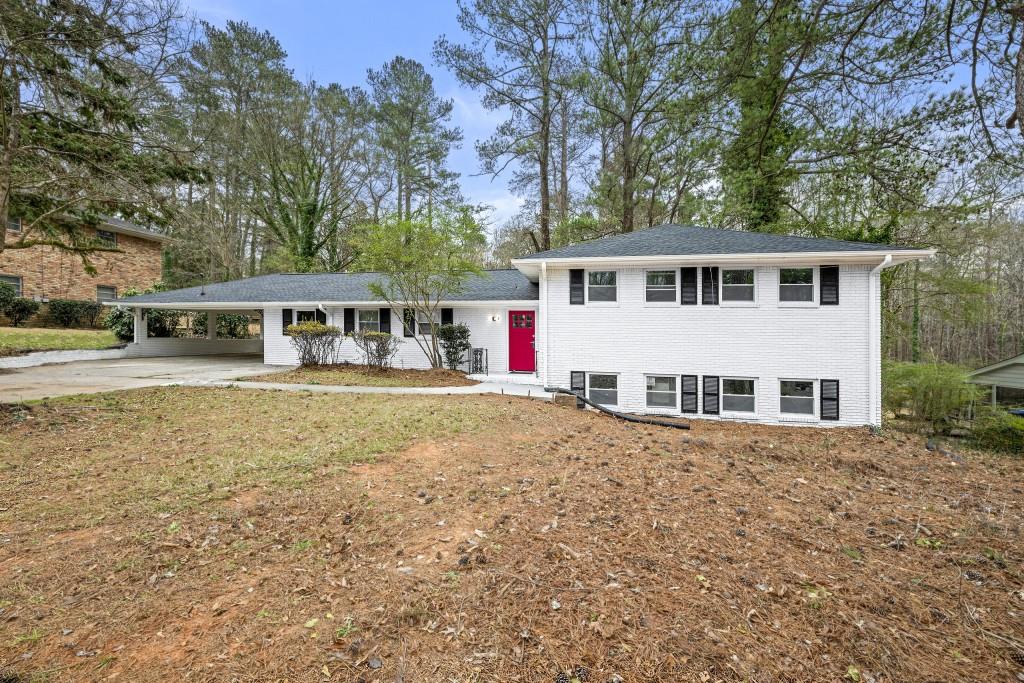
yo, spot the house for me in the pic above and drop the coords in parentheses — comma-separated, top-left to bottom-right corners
(0, 216, 168, 303)
(969, 353, 1024, 407)
(109, 224, 934, 427)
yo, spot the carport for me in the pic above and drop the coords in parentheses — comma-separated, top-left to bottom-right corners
(111, 302, 265, 359)
(969, 352, 1024, 406)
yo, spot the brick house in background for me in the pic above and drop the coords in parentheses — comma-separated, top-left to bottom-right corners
(0, 216, 168, 303)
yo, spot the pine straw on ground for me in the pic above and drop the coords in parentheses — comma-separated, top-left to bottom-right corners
(0, 387, 1022, 683)
(243, 364, 479, 387)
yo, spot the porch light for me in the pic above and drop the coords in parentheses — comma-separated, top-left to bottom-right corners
(490, 314, 501, 322)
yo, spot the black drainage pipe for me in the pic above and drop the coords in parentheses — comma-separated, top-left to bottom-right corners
(545, 387, 690, 430)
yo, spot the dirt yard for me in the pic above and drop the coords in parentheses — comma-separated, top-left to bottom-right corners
(1, 387, 1022, 682)
(243, 364, 479, 387)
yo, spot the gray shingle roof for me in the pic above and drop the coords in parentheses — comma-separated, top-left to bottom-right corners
(517, 224, 911, 260)
(117, 269, 538, 305)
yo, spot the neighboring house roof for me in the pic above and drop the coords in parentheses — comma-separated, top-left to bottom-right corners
(515, 224, 929, 261)
(969, 352, 1024, 389)
(113, 269, 539, 307)
(99, 216, 172, 243)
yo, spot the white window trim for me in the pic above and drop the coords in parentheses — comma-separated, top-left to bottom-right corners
(357, 308, 381, 332)
(644, 374, 679, 411)
(720, 267, 758, 307)
(585, 269, 619, 307)
(720, 376, 757, 415)
(7, 217, 22, 233)
(293, 308, 317, 324)
(587, 372, 620, 408)
(416, 310, 440, 336)
(643, 269, 678, 307)
(779, 377, 818, 421)
(778, 267, 818, 308)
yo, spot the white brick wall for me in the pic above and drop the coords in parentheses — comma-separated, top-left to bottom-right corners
(539, 264, 880, 427)
(264, 305, 535, 373)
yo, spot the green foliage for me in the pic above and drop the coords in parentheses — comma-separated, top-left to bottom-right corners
(350, 330, 401, 371)
(0, 282, 15, 313)
(883, 362, 980, 429)
(189, 313, 254, 339)
(286, 321, 343, 366)
(971, 408, 1024, 455)
(48, 300, 102, 328)
(5, 298, 41, 327)
(103, 284, 179, 341)
(436, 323, 471, 371)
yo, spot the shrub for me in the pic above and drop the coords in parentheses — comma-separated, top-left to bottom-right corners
(287, 321, 343, 366)
(103, 284, 179, 340)
(971, 408, 1024, 454)
(883, 361, 980, 430)
(189, 312, 253, 339)
(436, 323, 471, 371)
(104, 292, 137, 342)
(0, 281, 15, 313)
(48, 299, 102, 328)
(351, 329, 400, 371)
(5, 298, 40, 326)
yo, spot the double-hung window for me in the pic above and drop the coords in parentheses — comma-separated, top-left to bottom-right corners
(295, 309, 317, 323)
(358, 309, 380, 332)
(417, 311, 438, 335)
(721, 269, 755, 302)
(780, 380, 815, 415)
(646, 375, 677, 408)
(588, 373, 618, 405)
(722, 378, 755, 413)
(96, 285, 117, 302)
(0, 275, 22, 297)
(6, 217, 21, 233)
(587, 271, 617, 302)
(645, 270, 676, 302)
(779, 268, 814, 303)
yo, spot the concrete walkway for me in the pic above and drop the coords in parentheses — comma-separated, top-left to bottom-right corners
(185, 378, 553, 400)
(0, 347, 127, 369)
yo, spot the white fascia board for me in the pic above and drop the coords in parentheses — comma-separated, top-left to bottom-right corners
(105, 299, 538, 310)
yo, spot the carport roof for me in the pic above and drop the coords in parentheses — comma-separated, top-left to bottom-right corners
(115, 269, 539, 306)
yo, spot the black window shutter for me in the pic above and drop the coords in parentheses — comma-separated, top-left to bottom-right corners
(569, 269, 584, 305)
(820, 266, 839, 305)
(282, 308, 292, 334)
(403, 308, 415, 337)
(702, 375, 720, 414)
(681, 375, 698, 413)
(343, 308, 355, 334)
(680, 267, 698, 305)
(821, 379, 840, 420)
(315, 309, 326, 324)
(441, 307, 453, 326)
(379, 308, 391, 333)
(701, 267, 719, 305)
(570, 370, 586, 409)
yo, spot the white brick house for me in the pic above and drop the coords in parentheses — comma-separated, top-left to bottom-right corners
(112, 225, 932, 427)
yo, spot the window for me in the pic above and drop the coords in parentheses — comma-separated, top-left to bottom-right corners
(646, 375, 677, 408)
(587, 271, 617, 302)
(96, 229, 117, 246)
(780, 380, 815, 415)
(295, 309, 317, 323)
(510, 312, 533, 329)
(645, 270, 676, 302)
(588, 374, 618, 405)
(96, 285, 117, 302)
(722, 378, 755, 413)
(7, 217, 21, 233)
(358, 308, 380, 332)
(0, 275, 22, 297)
(779, 268, 814, 303)
(417, 311, 439, 335)
(721, 269, 754, 302)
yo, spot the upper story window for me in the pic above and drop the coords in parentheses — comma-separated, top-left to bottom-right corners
(779, 268, 814, 302)
(587, 271, 617, 302)
(722, 378, 755, 413)
(96, 229, 117, 246)
(7, 217, 22, 233)
(0, 275, 22, 297)
(96, 285, 117, 302)
(721, 269, 755, 302)
(358, 308, 380, 332)
(645, 270, 676, 302)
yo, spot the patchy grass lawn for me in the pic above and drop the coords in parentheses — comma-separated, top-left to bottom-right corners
(1, 388, 1022, 682)
(243, 363, 478, 387)
(0, 326, 119, 357)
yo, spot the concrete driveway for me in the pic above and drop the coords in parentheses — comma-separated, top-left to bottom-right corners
(0, 355, 281, 403)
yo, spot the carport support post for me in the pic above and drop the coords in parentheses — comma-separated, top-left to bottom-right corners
(992, 384, 998, 407)
(206, 312, 217, 340)
(133, 308, 144, 344)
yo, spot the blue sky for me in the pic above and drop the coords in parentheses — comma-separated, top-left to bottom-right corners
(184, 0, 524, 228)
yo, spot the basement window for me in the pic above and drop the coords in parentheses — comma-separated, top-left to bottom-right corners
(588, 373, 618, 406)
(646, 375, 677, 408)
(96, 285, 117, 302)
(780, 379, 815, 415)
(722, 378, 756, 413)
(0, 275, 22, 297)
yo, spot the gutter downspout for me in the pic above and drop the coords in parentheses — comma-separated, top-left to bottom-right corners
(542, 261, 549, 386)
(869, 255, 892, 425)
(317, 303, 328, 325)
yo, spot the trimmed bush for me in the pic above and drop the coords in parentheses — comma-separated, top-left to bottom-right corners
(48, 299, 102, 328)
(436, 323, 471, 371)
(883, 361, 980, 430)
(287, 321, 343, 366)
(971, 408, 1024, 454)
(350, 330, 400, 371)
(5, 298, 40, 327)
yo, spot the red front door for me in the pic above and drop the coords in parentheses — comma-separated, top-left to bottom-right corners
(508, 310, 536, 372)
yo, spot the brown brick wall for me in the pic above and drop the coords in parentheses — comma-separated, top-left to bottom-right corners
(0, 227, 163, 302)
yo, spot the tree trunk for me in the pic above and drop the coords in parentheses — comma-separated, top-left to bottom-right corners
(538, 30, 552, 251)
(621, 118, 635, 232)
(0, 62, 21, 255)
(558, 95, 569, 225)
